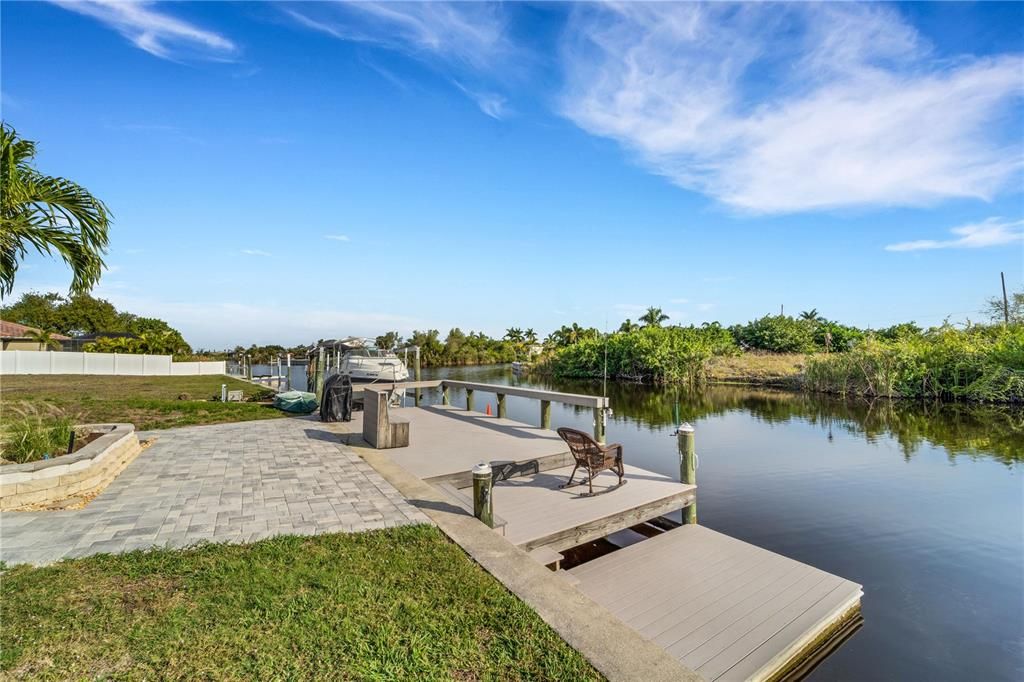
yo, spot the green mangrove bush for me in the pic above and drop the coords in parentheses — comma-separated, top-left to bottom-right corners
(545, 324, 738, 384)
(804, 324, 1024, 402)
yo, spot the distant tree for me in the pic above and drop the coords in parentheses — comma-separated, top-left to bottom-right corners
(375, 331, 402, 350)
(983, 290, 1024, 324)
(799, 309, 823, 322)
(25, 328, 62, 350)
(504, 327, 524, 344)
(524, 328, 538, 344)
(1, 123, 112, 297)
(640, 307, 669, 327)
(618, 319, 640, 333)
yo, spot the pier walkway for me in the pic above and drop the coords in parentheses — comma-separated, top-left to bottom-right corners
(340, 387, 863, 681)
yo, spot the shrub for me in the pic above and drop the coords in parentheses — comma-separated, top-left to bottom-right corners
(732, 315, 817, 353)
(0, 403, 85, 464)
(805, 323, 1024, 402)
(548, 324, 738, 384)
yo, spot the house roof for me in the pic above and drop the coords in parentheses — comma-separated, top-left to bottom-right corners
(0, 320, 71, 340)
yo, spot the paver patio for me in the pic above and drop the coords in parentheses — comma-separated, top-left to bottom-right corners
(0, 418, 430, 566)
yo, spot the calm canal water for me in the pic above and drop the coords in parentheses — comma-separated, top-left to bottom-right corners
(420, 364, 1023, 681)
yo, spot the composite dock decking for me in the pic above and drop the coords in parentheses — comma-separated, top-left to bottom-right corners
(478, 465, 695, 552)
(569, 525, 863, 682)
(336, 405, 568, 481)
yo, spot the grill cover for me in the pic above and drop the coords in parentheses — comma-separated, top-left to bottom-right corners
(320, 374, 353, 422)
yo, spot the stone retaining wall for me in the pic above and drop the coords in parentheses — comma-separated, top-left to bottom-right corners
(0, 424, 141, 510)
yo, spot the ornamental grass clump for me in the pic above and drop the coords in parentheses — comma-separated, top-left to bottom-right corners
(0, 403, 84, 464)
(805, 323, 1024, 402)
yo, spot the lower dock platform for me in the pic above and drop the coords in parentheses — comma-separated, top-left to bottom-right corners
(569, 524, 863, 681)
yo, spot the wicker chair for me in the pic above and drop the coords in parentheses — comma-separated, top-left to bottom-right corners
(556, 427, 626, 496)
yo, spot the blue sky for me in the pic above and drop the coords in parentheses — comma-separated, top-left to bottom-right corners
(2, 1, 1022, 349)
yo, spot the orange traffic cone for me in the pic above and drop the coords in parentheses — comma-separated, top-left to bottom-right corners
(486, 403, 492, 416)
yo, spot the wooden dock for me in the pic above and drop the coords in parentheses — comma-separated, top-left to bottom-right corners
(569, 525, 862, 681)
(335, 380, 862, 680)
(482, 465, 694, 552)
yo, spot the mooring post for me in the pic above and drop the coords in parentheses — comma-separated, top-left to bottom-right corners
(466, 388, 475, 412)
(472, 461, 494, 528)
(221, 384, 227, 402)
(677, 422, 697, 525)
(316, 347, 326, 401)
(496, 393, 507, 419)
(540, 400, 551, 430)
(593, 406, 606, 444)
(441, 382, 450, 406)
(414, 346, 421, 407)
(286, 353, 292, 391)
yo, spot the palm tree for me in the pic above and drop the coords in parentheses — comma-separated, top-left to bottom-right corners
(640, 306, 669, 327)
(799, 309, 821, 322)
(524, 328, 537, 344)
(504, 327, 524, 344)
(619, 319, 640, 333)
(1, 123, 111, 297)
(25, 328, 62, 351)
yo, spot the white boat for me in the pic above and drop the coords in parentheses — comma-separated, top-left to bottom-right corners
(328, 337, 410, 384)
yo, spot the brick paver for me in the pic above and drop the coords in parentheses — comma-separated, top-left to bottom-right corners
(0, 418, 430, 566)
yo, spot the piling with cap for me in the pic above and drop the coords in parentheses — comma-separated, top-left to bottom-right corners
(676, 422, 697, 525)
(472, 461, 494, 528)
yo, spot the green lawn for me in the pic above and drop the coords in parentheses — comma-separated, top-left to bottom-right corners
(1, 375, 289, 430)
(0, 526, 600, 681)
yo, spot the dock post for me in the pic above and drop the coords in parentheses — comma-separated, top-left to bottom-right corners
(316, 347, 326, 402)
(496, 393, 507, 419)
(414, 346, 421, 407)
(221, 384, 227, 402)
(677, 423, 697, 525)
(472, 462, 494, 528)
(286, 353, 292, 391)
(441, 382, 450, 406)
(540, 400, 551, 429)
(593, 406, 606, 443)
(466, 388, 475, 412)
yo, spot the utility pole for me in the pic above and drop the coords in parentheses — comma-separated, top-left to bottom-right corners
(1001, 272, 1010, 327)
(780, 304, 784, 316)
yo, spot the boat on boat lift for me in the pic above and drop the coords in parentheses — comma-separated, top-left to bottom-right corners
(325, 337, 410, 384)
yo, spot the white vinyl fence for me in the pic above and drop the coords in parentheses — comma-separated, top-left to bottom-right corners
(0, 351, 226, 376)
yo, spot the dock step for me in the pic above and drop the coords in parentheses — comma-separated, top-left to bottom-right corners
(568, 525, 862, 682)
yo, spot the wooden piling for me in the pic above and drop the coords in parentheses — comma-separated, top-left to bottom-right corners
(540, 400, 551, 430)
(315, 347, 326, 402)
(414, 347, 422, 407)
(497, 393, 507, 419)
(677, 423, 697, 525)
(466, 388, 475, 412)
(593, 407, 606, 444)
(441, 383, 450, 406)
(472, 462, 494, 528)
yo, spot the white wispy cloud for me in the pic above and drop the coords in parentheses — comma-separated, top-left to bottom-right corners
(885, 217, 1024, 252)
(241, 249, 272, 257)
(454, 81, 508, 119)
(50, 0, 236, 60)
(560, 3, 1023, 213)
(696, 303, 716, 312)
(324, 234, 351, 242)
(286, 2, 512, 118)
(285, 1, 507, 68)
(670, 298, 689, 304)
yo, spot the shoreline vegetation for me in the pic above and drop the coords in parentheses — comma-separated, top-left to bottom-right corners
(532, 315, 1024, 404)
(5, 291, 1022, 403)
